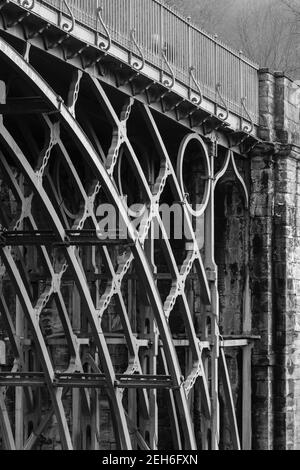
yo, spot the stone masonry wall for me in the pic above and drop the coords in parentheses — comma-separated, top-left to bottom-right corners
(252, 69, 300, 449)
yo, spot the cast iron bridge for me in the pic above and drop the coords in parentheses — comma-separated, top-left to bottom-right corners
(0, 0, 260, 450)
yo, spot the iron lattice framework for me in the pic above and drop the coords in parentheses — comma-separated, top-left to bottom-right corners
(0, 6, 254, 451)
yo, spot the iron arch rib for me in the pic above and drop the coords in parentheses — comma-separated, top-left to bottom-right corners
(0, 123, 132, 450)
(0, 246, 73, 449)
(0, 37, 198, 449)
(0, 153, 92, 438)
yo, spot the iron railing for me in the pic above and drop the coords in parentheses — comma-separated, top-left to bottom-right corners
(37, 0, 259, 125)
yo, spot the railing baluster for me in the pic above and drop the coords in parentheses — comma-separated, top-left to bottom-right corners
(239, 50, 243, 123)
(187, 16, 191, 77)
(24, 0, 259, 126)
(214, 35, 218, 116)
(160, 1, 163, 77)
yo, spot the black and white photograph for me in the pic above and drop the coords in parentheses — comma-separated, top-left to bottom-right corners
(0, 0, 299, 455)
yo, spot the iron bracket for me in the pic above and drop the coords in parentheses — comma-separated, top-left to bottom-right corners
(114, 65, 140, 89)
(65, 43, 90, 61)
(127, 76, 143, 97)
(82, 52, 104, 71)
(178, 104, 199, 122)
(24, 21, 50, 40)
(44, 33, 70, 51)
(190, 113, 211, 129)
(160, 89, 173, 113)
(4, 10, 29, 29)
(240, 137, 259, 155)
(203, 118, 224, 135)
(144, 81, 157, 104)
(228, 131, 250, 150)
(164, 97, 185, 114)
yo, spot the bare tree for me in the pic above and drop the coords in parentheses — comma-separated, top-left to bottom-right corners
(280, 0, 300, 16)
(234, 0, 300, 78)
(165, 0, 300, 79)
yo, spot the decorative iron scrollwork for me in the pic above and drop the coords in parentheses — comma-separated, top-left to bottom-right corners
(60, 0, 75, 33)
(214, 150, 249, 208)
(216, 82, 229, 121)
(129, 28, 145, 71)
(189, 66, 203, 106)
(176, 133, 211, 218)
(96, 5, 111, 52)
(161, 46, 175, 89)
(241, 97, 254, 134)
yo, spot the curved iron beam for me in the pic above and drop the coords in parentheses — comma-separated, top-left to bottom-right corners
(139, 104, 211, 305)
(0, 246, 73, 449)
(214, 150, 249, 208)
(141, 93, 242, 451)
(0, 144, 92, 441)
(0, 38, 146, 450)
(0, 153, 91, 380)
(117, 148, 148, 219)
(96, 5, 111, 52)
(138, 107, 212, 420)
(176, 133, 211, 218)
(41, 114, 150, 420)
(0, 37, 205, 449)
(0, 121, 132, 450)
(2, 37, 196, 449)
(89, 78, 210, 303)
(157, 220, 211, 417)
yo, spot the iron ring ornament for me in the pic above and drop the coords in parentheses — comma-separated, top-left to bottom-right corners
(177, 134, 211, 218)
